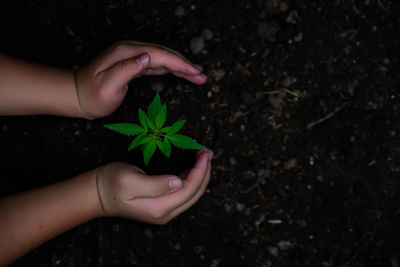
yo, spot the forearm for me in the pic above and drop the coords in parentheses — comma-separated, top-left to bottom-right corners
(0, 54, 83, 118)
(0, 168, 103, 265)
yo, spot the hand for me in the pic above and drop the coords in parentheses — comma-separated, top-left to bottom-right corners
(74, 40, 207, 120)
(95, 149, 213, 224)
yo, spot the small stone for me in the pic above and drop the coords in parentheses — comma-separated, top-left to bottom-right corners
(258, 21, 280, 41)
(229, 157, 237, 166)
(145, 228, 152, 238)
(268, 219, 282, 225)
(268, 246, 278, 257)
(297, 219, 307, 228)
(244, 208, 252, 216)
(284, 159, 297, 170)
(211, 69, 225, 81)
(152, 82, 164, 92)
(286, 10, 300, 24)
(378, 65, 388, 74)
(383, 58, 391, 65)
(193, 246, 203, 254)
(246, 170, 256, 178)
(174, 243, 181, 250)
(293, 32, 303, 42)
(390, 256, 399, 267)
(85, 121, 92, 131)
(211, 85, 220, 93)
(282, 75, 297, 87)
(258, 214, 266, 224)
(280, 2, 289, 12)
(235, 202, 245, 212)
(174, 6, 185, 17)
(201, 28, 213, 40)
(190, 36, 204, 54)
(211, 259, 220, 267)
(65, 25, 75, 37)
(278, 240, 292, 251)
(343, 45, 352, 56)
(268, 92, 285, 109)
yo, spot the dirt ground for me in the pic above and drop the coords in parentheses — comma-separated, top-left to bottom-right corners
(1, 0, 400, 266)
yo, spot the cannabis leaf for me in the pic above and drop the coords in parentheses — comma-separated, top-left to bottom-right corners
(103, 93, 205, 165)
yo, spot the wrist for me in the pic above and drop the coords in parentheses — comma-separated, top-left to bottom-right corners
(73, 67, 93, 120)
(93, 166, 107, 218)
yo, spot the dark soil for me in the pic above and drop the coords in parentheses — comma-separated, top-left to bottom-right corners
(1, 1, 400, 266)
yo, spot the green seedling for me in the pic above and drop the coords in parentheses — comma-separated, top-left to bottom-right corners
(103, 93, 205, 165)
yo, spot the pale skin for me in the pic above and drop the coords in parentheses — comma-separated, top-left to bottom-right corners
(0, 40, 212, 265)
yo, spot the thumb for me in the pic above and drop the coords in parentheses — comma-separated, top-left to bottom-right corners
(103, 53, 150, 89)
(129, 174, 183, 198)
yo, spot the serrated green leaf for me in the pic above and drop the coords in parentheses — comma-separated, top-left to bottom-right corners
(142, 139, 157, 165)
(156, 137, 171, 158)
(138, 136, 154, 146)
(161, 119, 186, 135)
(156, 139, 165, 155)
(128, 133, 146, 151)
(166, 134, 205, 149)
(147, 93, 161, 122)
(155, 104, 167, 129)
(146, 115, 156, 130)
(138, 108, 148, 131)
(103, 123, 145, 136)
(163, 137, 171, 158)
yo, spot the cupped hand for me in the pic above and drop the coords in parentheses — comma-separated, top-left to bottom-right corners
(75, 40, 207, 120)
(96, 149, 212, 224)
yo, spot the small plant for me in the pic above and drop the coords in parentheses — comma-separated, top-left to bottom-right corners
(103, 93, 205, 165)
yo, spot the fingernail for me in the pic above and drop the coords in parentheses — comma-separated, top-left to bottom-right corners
(137, 53, 149, 65)
(194, 74, 207, 82)
(188, 64, 202, 74)
(169, 178, 182, 190)
(193, 64, 203, 71)
(208, 151, 213, 162)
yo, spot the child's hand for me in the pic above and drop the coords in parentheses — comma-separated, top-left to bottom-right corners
(75, 40, 207, 120)
(96, 149, 212, 224)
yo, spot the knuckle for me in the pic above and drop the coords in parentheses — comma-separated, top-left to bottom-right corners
(118, 60, 130, 72)
(155, 218, 170, 225)
(113, 40, 130, 50)
(150, 207, 167, 220)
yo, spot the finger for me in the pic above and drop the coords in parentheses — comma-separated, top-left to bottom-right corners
(98, 42, 201, 76)
(145, 48, 203, 76)
(143, 68, 207, 84)
(100, 53, 150, 90)
(172, 72, 208, 85)
(147, 150, 211, 212)
(127, 40, 196, 67)
(167, 157, 212, 220)
(142, 67, 170, 75)
(122, 172, 183, 199)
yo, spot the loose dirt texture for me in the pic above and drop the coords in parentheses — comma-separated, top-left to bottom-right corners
(1, 1, 400, 266)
